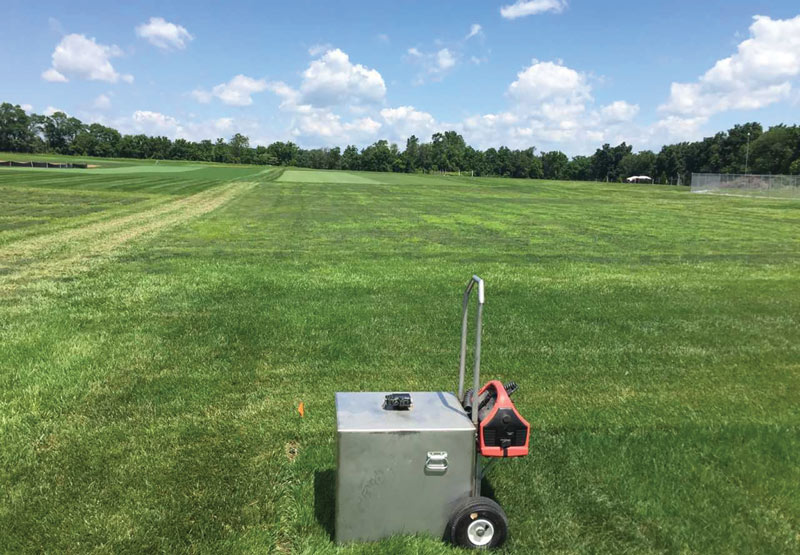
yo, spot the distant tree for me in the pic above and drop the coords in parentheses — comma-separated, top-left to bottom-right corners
(418, 142, 433, 172)
(463, 145, 484, 175)
(749, 125, 799, 174)
(507, 148, 542, 179)
(566, 155, 592, 181)
(305, 148, 327, 169)
(431, 131, 466, 172)
(327, 146, 342, 169)
(483, 148, 499, 176)
(618, 150, 656, 180)
(229, 133, 250, 163)
(721, 122, 763, 173)
(69, 131, 91, 156)
(212, 138, 230, 163)
(170, 138, 191, 160)
(197, 139, 215, 162)
(591, 142, 632, 182)
(403, 135, 420, 172)
(541, 151, 569, 180)
(2, 99, 799, 180)
(342, 145, 360, 170)
(0, 103, 37, 152)
(655, 144, 688, 184)
(496, 146, 512, 176)
(360, 140, 393, 172)
(150, 136, 171, 160)
(42, 111, 85, 153)
(390, 143, 404, 172)
(266, 141, 299, 166)
(87, 124, 120, 158)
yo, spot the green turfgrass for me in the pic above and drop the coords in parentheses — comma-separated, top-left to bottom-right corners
(277, 169, 382, 184)
(0, 151, 262, 170)
(0, 163, 265, 198)
(0, 162, 798, 553)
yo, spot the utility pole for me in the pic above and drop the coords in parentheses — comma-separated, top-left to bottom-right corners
(745, 131, 751, 175)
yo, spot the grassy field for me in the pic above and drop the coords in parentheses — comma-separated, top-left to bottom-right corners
(1, 159, 798, 553)
(277, 169, 382, 184)
(0, 151, 260, 169)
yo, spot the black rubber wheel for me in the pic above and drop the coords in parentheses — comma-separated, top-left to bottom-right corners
(447, 496, 508, 549)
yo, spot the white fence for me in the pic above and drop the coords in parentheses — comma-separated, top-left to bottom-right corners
(691, 173, 800, 198)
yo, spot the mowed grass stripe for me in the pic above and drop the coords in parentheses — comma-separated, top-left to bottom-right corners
(276, 169, 382, 184)
(0, 165, 263, 195)
(0, 186, 161, 245)
(0, 181, 256, 290)
(0, 164, 272, 251)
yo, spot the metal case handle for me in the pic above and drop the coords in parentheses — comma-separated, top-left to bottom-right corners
(425, 451, 448, 473)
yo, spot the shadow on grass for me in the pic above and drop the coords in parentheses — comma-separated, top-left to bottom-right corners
(314, 469, 335, 540)
(313, 467, 498, 543)
(480, 475, 497, 501)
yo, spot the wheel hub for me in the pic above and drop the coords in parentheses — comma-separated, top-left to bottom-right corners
(467, 518, 494, 546)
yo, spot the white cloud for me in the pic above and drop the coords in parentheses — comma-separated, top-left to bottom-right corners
(20, 104, 33, 113)
(661, 15, 800, 117)
(243, 46, 691, 153)
(136, 17, 193, 50)
(299, 48, 386, 107)
(466, 24, 482, 40)
(41, 33, 132, 83)
(270, 97, 381, 144)
(647, 115, 708, 143)
(508, 59, 591, 106)
(43, 106, 66, 116)
(193, 75, 269, 106)
(377, 33, 390, 43)
(41, 68, 67, 82)
(291, 111, 382, 143)
(437, 48, 456, 70)
(263, 49, 387, 143)
(446, 59, 650, 153)
(599, 100, 640, 124)
(190, 89, 213, 103)
(132, 110, 180, 132)
(506, 59, 592, 127)
(308, 43, 333, 56)
(266, 81, 304, 110)
(93, 93, 112, 110)
(214, 75, 268, 106)
(355, 117, 382, 135)
(127, 110, 253, 142)
(262, 50, 387, 146)
(380, 106, 439, 140)
(406, 46, 459, 83)
(406, 23, 486, 84)
(263, 54, 645, 153)
(500, 0, 567, 20)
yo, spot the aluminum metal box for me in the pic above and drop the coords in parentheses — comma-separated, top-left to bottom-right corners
(335, 391, 476, 544)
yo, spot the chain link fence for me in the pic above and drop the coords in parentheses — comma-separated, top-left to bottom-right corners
(691, 173, 800, 198)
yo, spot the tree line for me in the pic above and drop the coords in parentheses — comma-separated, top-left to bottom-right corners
(2, 102, 799, 184)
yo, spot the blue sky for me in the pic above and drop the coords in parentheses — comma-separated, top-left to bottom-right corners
(3, 0, 800, 155)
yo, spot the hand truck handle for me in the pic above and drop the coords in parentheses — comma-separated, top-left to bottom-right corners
(457, 275, 484, 426)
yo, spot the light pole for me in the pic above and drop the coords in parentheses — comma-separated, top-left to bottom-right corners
(745, 131, 751, 175)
